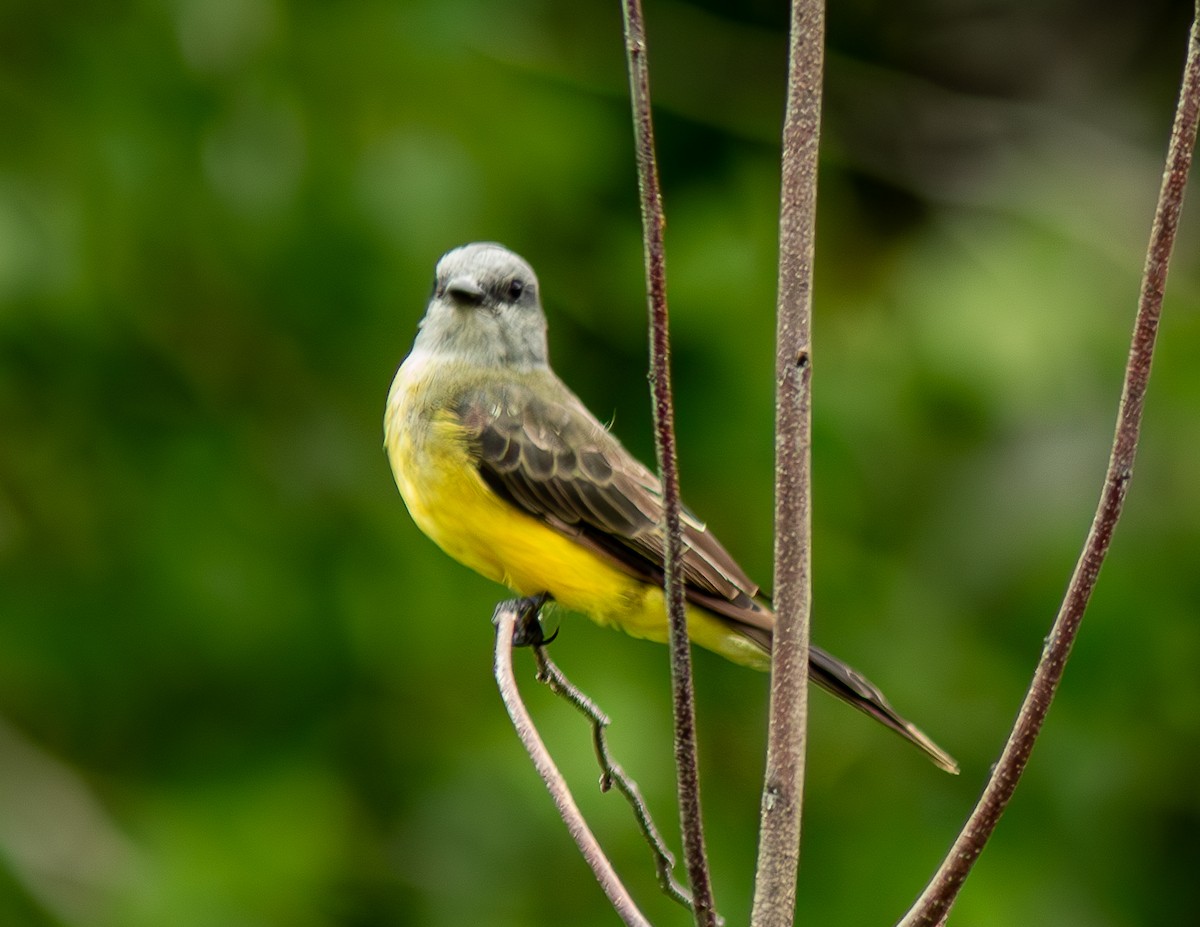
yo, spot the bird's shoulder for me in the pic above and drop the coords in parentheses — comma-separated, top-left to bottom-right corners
(455, 371, 638, 461)
(452, 371, 663, 539)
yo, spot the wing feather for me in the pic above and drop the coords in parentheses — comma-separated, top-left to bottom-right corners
(456, 375, 764, 621)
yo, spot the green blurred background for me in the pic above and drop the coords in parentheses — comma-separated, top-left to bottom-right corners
(2, 1, 1198, 924)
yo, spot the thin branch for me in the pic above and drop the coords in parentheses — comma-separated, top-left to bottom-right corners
(897, 7, 1200, 926)
(531, 646, 699, 917)
(750, 1, 824, 925)
(492, 598, 651, 927)
(619, 1, 718, 925)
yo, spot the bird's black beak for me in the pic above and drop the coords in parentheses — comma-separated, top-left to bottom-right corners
(445, 276, 486, 306)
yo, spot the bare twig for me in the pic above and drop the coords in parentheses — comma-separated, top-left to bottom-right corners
(897, 8, 1200, 926)
(619, 1, 718, 924)
(531, 646, 698, 916)
(492, 599, 651, 927)
(750, 1, 824, 925)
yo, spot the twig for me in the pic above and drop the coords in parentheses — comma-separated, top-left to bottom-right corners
(896, 7, 1200, 926)
(750, 1, 824, 925)
(492, 598, 651, 927)
(619, 1, 718, 924)
(531, 646, 701, 917)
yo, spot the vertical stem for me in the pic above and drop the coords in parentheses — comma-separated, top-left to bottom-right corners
(751, 1, 824, 925)
(620, 2, 718, 924)
(897, 6, 1200, 925)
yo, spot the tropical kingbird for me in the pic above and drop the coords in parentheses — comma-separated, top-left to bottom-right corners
(385, 242, 957, 773)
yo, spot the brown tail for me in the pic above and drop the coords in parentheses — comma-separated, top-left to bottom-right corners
(807, 645, 959, 774)
(635, 578, 958, 772)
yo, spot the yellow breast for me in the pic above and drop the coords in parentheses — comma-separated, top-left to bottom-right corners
(383, 354, 768, 669)
(385, 355, 631, 606)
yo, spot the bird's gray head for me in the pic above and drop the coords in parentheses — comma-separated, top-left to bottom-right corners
(412, 242, 549, 369)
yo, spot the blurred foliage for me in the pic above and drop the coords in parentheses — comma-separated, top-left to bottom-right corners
(1, 0, 1198, 925)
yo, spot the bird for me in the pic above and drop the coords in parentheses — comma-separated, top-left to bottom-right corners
(384, 242, 958, 774)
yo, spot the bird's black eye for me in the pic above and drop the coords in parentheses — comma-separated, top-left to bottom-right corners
(506, 278, 525, 301)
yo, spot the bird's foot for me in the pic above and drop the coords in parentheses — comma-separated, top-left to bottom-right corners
(493, 593, 556, 648)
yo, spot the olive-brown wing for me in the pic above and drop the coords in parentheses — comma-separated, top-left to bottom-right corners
(455, 378, 771, 639)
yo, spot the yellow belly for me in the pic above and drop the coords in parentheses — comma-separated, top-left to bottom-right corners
(384, 367, 767, 669)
